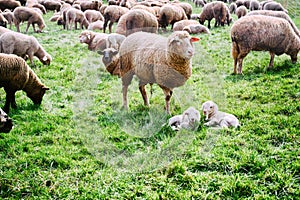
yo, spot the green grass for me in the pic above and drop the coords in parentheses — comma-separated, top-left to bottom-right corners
(1, 2, 300, 199)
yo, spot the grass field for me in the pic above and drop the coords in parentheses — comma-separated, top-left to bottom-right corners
(0, 1, 299, 199)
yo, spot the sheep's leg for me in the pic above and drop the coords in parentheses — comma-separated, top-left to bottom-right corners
(103, 19, 108, 33)
(231, 42, 239, 74)
(25, 22, 31, 33)
(159, 85, 172, 114)
(109, 22, 113, 34)
(27, 52, 35, 66)
(15, 21, 20, 32)
(121, 71, 134, 110)
(32, 23, 36, 33)
(268, 52, 275, 69)
(139, 84, 149, 107)
(3, 89, 16, 113)
(207, 20, 211, 29)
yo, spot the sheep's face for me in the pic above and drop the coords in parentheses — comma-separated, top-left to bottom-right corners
(41, 55, 52, 65)
(27, 86, 49, 105)
(201, 101, 218, 120)
(182, 107, 200, 124)
(79, 32, 91, 43)
(0, 108, 13, 133)
(98, 48, 120, 76)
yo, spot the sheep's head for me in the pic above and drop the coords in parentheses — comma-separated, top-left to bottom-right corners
(98, 48, 120, 76)
(41, 54, 52, 65)
(79, 31, 93, 44)
(26, 85, 49, 105)
(182, 107, 200, 125)
(201, 101, 218, 120)
(0, 108, 13, 133)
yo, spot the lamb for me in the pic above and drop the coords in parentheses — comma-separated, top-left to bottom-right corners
(0, 31, 52, 66)
(0, 0, 21, 11)
(87, 20, 104, 31)
(201, 101, 239, 128)
(0, 53, 49, 113)
(263, 1, 287, 13)
(115, 9, 158, 36)
(168, 107, 200, 131)
(103, 5, 129, 33)
(79, 30, 108, 51)
(0, 108, 13, 133)
(235, 5, 247, 18)
(98, 48, 120, 76)
(84, 9, 104, 23)
(13, 7, 46, 33)
(158, 4, 187, 31)
(65, 7, 89, 30)
(119, 31, 199, 114)
(183, 24, 210, 34)
(231, 15, 300, 74)
(172, 20, 200, 31)
(249, 0, 259, 11)
(246, 10, 300, 38)
(106, 33, 126, 50)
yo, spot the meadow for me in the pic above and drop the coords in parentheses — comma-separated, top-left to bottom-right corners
(0, 1, 299, 199)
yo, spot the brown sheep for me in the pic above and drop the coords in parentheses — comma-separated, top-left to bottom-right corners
(77, 0, 102, 11)
(249, 0, 259, 11)
(119, 31, 199, 113)
(115, 9, 158, 36)
(175, 2, 193, 20)
(0, 108, 13, 133)
(0, 31, 52, 66)
(131, 4, 156, 16)
(173, 20, 199, 31)
(79, 30, 108, 51)
(0, 13, 7, 28)
(2, 10, 14, 29)
(31, 3, 47, 14)
(0, 53, 49, 113)
(66, 7, 89, 30)
(194, 0, 206, 8)
(84, 9, 104, 23)
(0, 0, 21, 11)
(263, 1, 288, 13)
(235, 5, 247, 18)
(103, 5, 129, 33)
(158, 4, 187, 31)
(229, 2, 237, 14)
(13, 7, 46, 33)
(40, 0, 61, 12)
(99, 4, 107, 16)
(88, 20, 104, 31)
(231, 15, 300, 74)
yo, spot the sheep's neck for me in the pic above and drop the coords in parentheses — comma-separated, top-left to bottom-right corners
(23, 69, 42, 92)
(167, 53, 192, 79)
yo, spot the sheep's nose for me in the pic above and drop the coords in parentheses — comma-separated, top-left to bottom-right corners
(203, 111, 207, 115)
(187, 49, 194, 56)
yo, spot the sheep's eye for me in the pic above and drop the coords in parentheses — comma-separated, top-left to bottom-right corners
(210, 106, 213, 108)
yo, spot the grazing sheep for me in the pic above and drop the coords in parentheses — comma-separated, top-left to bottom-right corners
(66, 7, 89, 30)
(103, 5, 129, 33)
(0, 0, 21, 11)
(249, 0, 259, 11)
(31, 3, 47, 14)
(0, 31, 52, 66)
(79, 30, 108, 51)
(231, 15, 300, 74)
(247, 10, 300, 38)
(158, 4, 187, 31)
(229, 2, 237, 14)
(2, 10, 13, 29)
(98, 48, 120, 76)
(235, 5, 247, 18)
(119, 31, 199, 113)
(84, 9, 104, 23)
(0, 13, 7, 28)
(201, 101, 239, 128)
(40, 0, 61, 12)
(175, 2, 193, 19)
(115, 9, 158, 36)
(183, 24, 210, 34)
(0, 53, 49, 113)
(87, 20, 104, 31)
(106, 33, 126, 50)
(168, 107, 200, 131)
(263, 1, 287, 13)
(0, 108, 13, 133)
(13, 7, 46, 33)
(194, 0, 206, 7)
(78, 0, 102, 11)
(173, 20, 199, 31)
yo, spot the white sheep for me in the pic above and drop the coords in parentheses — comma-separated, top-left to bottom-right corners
(201, 101, 239, 128)
(106, 33, 126, 50)
(168, 107, 200, 131)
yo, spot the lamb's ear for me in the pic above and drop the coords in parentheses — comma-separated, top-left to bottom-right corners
(190, 37, 200, 42)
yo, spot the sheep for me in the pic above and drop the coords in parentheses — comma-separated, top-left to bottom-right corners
(115, 9, 158, 36)
(231, 15, 300, 74)
(0, 31, 52, 66)
(13, 7, 46, 33)
(168, 107, 200, 131)
(201, 101, 239, 128)
(183, 24, 210, 34)
(246, 10, 300, 39)
(235, 0, 244, 7)
(194, 0, 206, 7)
(229, 2, 237, 14)
(249, 0, 259, 11)
(84, 9, 104, 23)
(131, 4, 156, 16)
(31, 3, 47, 14)
(118, 31, 199, 114)
(2, 10, 13, 29)
(106, 33, 126, 50)
(87, 20, 104, 31)
(259, 0, 273, 10)
(0, 0, 21, 11)
(0, 108, 13, 133)
(190, 14, 200, 20)
(97, 48, 120, 76)
(175, 2, 193, 19)
(158, 4, 187, 31)
(40, 0, 61, 12)
(172, 20, 200, 31)
(65, 7, 89, 30)
(0, 53, 49, 113)
(235, 5, 247, 18)
(79, 30, 108, 51)
(263, 1, 288, 13)
(103, 5, 129, 33)
(0, 13, 7, 28)
(77, 0, 102, 11)
(99, 4, 107, 16)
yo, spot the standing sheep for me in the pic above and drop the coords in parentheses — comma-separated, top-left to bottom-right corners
(0, 0, 21, 11)
(0, 31, 52, 66)
(235, 5, 247, 18)
(2, 10, 14, 29)
(229, 2, 237, 14)
(249, 0, 259, 11)
(66, 8, 89, 30)
(231, 15, 300, 74)
(84, 9, 104, 23)
(263, 1, 287, 13)
(0, 53, 49, 113)
(13, 7, 46, 33)
(103, 5, 129, 33)
(201, 101, 239, 128)
(0, 108, 13, 133)
(119, 31, 199, 113)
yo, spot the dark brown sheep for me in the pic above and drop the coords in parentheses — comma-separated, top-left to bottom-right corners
(0, 53, 49, 113)
(158, 4, 187, 31)
(0, 0, 21, 11)
(40, 0, 61, 12)
(103, 5, 129, 33)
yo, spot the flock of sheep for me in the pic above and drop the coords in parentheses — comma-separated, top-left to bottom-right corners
(0, 0, 299, 133)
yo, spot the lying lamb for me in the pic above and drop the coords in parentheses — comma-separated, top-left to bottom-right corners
(201, 101, 239, 128)
(0, 53, 49, 113)
(79, 30, 108, 51)
(0, 108, 13, 133)
(168, 107, 200, 131)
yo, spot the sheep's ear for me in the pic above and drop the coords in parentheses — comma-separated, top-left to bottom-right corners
(112, 49, 118, 55)
(42, 86, 50, 90)
(97, 50, 104, 55)
(190, 37, 200, 42)
(42, 56, 48, 61)
(169, 36, 179, 44)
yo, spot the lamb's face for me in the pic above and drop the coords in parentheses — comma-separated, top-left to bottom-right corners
(201, 101, 218, 120)
(0, 108, 13, 133)
(182, 107, 200, 124)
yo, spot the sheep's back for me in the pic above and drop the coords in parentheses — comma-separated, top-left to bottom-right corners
(0, 32, 36, 55)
